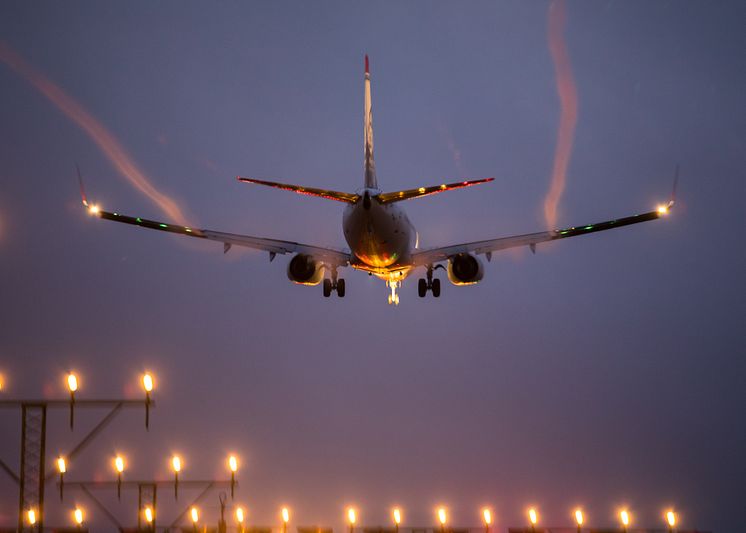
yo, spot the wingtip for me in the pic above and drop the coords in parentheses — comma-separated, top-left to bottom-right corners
(364, 54, 369, 74)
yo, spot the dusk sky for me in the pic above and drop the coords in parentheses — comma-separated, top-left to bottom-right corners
(1, 1, 745, 532)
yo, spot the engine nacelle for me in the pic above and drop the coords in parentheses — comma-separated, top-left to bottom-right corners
(287, 254, 324, 285)
(447, 253, 484, 285)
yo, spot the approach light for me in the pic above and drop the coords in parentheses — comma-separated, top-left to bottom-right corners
(74, 507, 84, 526)
(27, 509, 37, 526)
(0, 373, 4, 391)
(236, 507, 245, 523)
(142, 373, 154, 392)
(348, 507, 356, 525)
(667, 510, 676, 528)
(228, 454, 238, 497)
(142, 373, 154, 429)
(57, 457, 67, 474)
(190, 507, 199, 524)
(438, 507, 447, 526)
(282, 507, 290, 524)
(528, 508, 538, 526)
(575, 509, 583, 526)
(144, 506, 154, 524)
(393, 508, 401, 525)
(114, 455, 125, 499)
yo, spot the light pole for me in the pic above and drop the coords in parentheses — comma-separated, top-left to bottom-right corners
(57, 457, 66, 501)
(67, 372, 78, 430)
(620, 510, 630, 533)
(666, 510, 676, 533)
(144, 506, 155, 532)
(142, 373, 154, 430)
(282, 506, 290, 533)
(190, 506, 199, 533)
(73, 507, 84, 530)
(438, 507, 447, 533)
(483, 508, 492, 533)
(528, 508, 538, 533)
(172, 455, 181, 499)
(228, 454, 238, 498)
(236, 507, 245, 533)
(347, 507, 356, 533)
(393, 508, 401, 533)
(574, 509, 584, 533)
(114, 455, 125, 500)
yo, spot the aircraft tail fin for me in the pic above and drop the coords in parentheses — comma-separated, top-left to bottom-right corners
(237, 177, 360, 203)
(363, 54, 377, 189)
(377, 178, 494, 204)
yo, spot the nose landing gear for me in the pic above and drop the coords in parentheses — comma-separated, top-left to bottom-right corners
(417, 265, 441, 298)
(386, 280, 400, 305)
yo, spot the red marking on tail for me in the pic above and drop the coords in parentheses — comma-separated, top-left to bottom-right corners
(365, 55, 369, 74)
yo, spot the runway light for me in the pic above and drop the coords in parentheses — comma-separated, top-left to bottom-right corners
(190, 507, 199, 524)
(282, 507, 290, 524)
(667, 510, 676, 527)
(27, 509, 37, 525)
(528, 508, 538, 526)
(575, 509, 583, 525)
(483, 508, 492, 525)
(347, 507, 356, 525)
(620, 510, 630, 527)
(67, 373, 78, 392)
(438, 507, 447, 526)
(74, 507, 84, 526)
(144, 506, 154, 524)
(57, 457, 67, 474)
(393, 508, 401, 525)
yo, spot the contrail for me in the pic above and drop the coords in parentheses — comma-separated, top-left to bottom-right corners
(544, 0, 578, 229)
(0, 41, 189, 226)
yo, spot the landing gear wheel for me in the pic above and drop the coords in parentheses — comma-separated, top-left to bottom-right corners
(336, 278, 345, 297)
(323, 278, 332, 297)
(418, 278, 427, 297)
(432, 278, 441, 297)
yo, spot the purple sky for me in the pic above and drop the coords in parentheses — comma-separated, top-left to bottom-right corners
(1, 1, 744, 531)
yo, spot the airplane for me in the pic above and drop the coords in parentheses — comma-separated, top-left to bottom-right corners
(80, 55, 675, 305)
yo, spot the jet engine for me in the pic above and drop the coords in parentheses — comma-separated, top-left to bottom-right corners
(287, 254, 324, 285)
(447, 253, 484, 285)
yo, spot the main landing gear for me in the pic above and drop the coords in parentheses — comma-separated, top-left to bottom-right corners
(418, 265, 441, 298)
(323, 267, 345, 298)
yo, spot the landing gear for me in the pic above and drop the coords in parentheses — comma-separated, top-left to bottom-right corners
(418, 265, 441, 298)
(323, 267, 345, 298)
(386, 280, 401, 305)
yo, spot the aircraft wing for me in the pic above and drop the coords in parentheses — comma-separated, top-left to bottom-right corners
(83, 204, 351, 266)
(411, 203, 673, 266)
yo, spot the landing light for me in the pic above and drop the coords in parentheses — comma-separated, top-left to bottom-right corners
(657, 204, 669, 215)
(88, 204, 100, 215)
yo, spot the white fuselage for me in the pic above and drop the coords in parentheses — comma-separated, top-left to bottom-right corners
(343, 188, 416, 280)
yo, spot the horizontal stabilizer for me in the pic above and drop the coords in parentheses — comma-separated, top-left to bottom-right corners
(377, 178, 494, 204)
(237, 177, 359, 203)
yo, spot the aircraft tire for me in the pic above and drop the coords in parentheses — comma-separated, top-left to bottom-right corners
(336, 278, 346, 297)
(432, 278, 441, 298)
(418, 278, 427, 297)
(323, 278, 332, 297)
